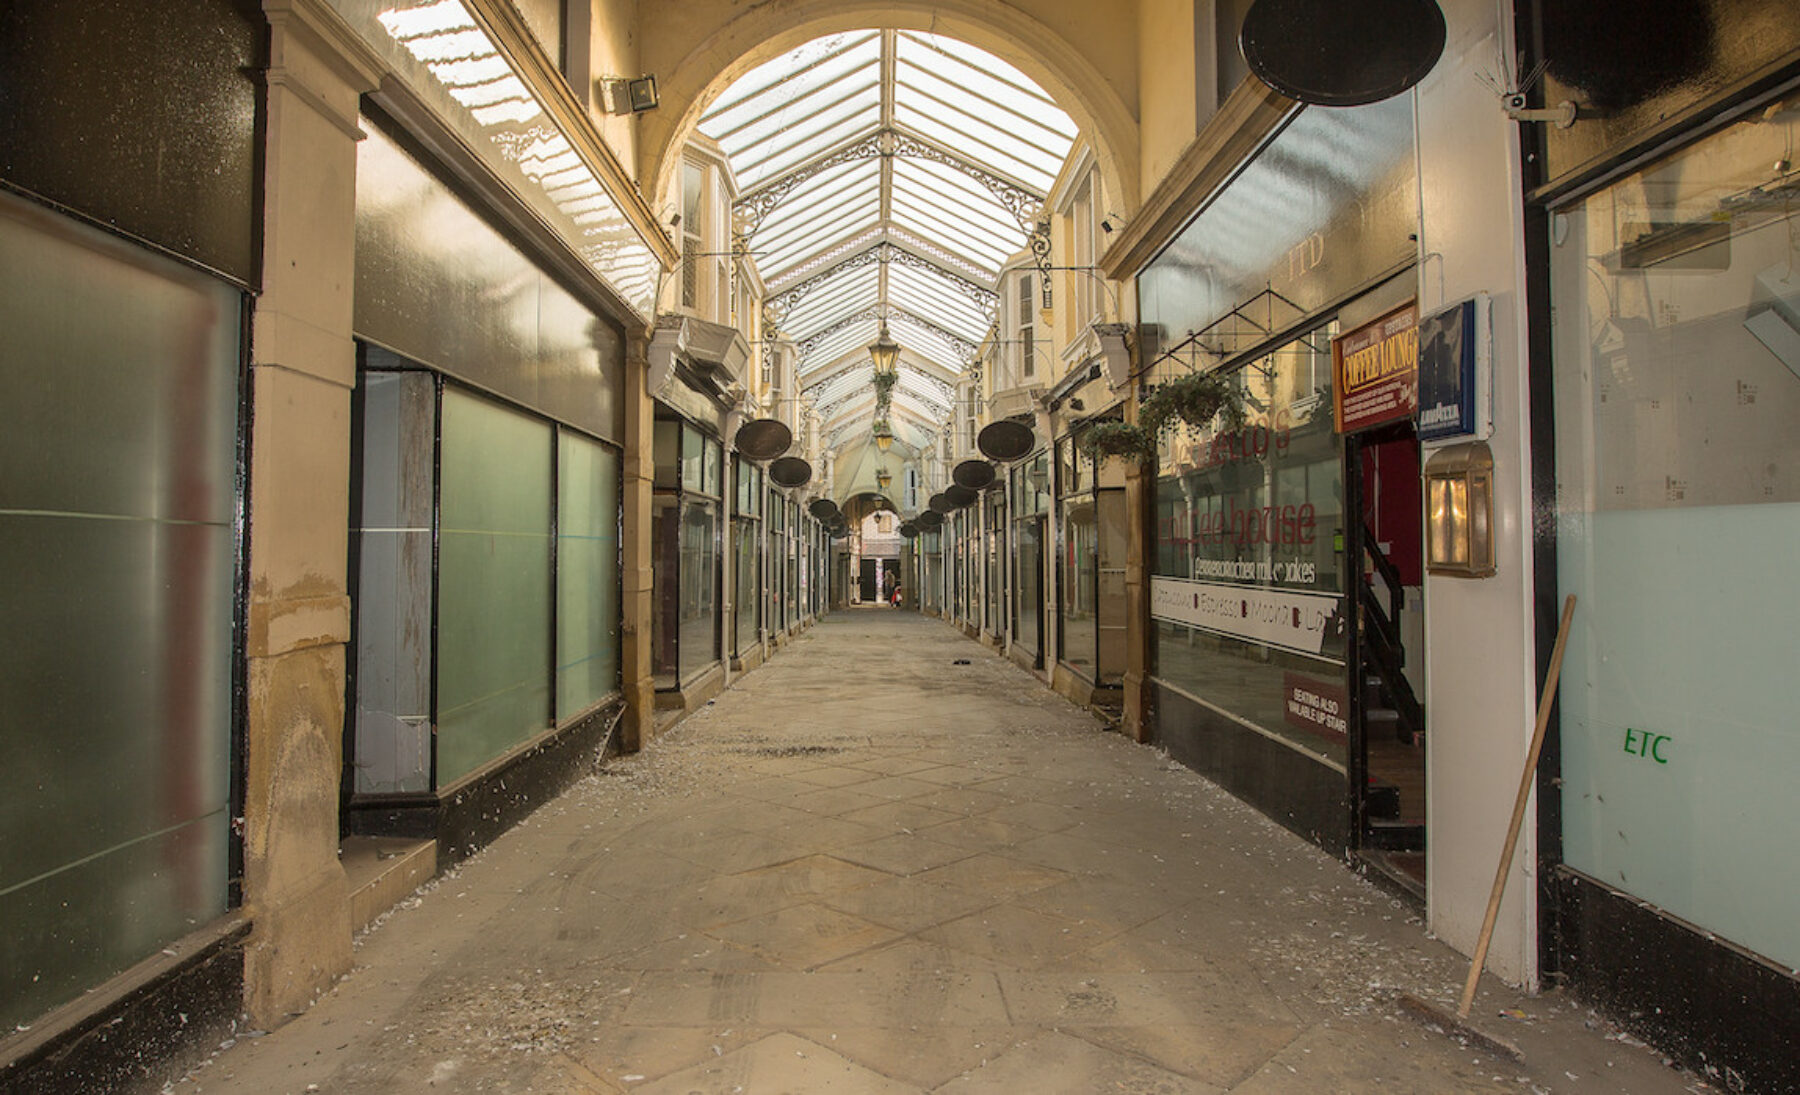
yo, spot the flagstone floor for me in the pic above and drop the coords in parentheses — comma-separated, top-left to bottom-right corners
(176, 609, 1707, 1094)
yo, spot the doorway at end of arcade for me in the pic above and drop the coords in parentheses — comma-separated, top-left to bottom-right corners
(859, 557, 901, 607)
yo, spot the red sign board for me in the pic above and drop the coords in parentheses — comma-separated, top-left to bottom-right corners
(1333, 301, 1419, 433)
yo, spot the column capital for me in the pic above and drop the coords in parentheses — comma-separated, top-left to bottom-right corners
(263, 0, 386, 139)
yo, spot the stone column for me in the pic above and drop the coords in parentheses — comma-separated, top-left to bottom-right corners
(619, 330, 658, 751)
(1123, 401, 1153, 744)
(242, 0, 381, 1027)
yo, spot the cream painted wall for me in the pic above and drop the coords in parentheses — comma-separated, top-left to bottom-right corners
(1135, 0, 1197, 199)
(585, 0, 642, 195)
(1413, 0, 1542, 989)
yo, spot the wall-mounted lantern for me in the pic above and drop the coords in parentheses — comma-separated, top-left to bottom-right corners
(1423, 440, 1495, 577)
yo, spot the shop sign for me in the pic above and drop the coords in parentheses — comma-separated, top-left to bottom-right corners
(1624, 726, 1673, 764)
(1283, 672, 1349, 744)
(1417, 296, 1485, 441)
(1333, 302, 1419, 433)
(1150, 575, 1345, 660)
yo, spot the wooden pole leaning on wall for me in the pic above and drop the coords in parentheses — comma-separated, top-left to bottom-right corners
(1458, 594, 1578, 1019)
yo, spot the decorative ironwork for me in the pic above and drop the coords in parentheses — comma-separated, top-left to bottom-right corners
(883, 245, 998, 310)
(888, 310, 977, 362)
(813, 374, 952, 421)
(1029, 219, 1053, 309)
(734, 133, 885, 241)
(888, 131, 1044, 233)
(735, 129, 1046, 247)
(887, 223, 994, 285)
(767, 242, 996, 317)
(797, 306, 884, 359)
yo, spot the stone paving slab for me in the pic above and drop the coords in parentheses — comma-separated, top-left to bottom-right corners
(172, 610, 1713, 1095)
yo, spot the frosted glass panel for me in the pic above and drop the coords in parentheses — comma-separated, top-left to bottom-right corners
(0, 194, 235, 1030)
(734, 518, 760, 656)
(558, 433, 621, 719)
(437, 389, 553, 784)
(679, 498, 720, 680)
(353, 370, 435, 793)
(1552, 107, 1800, 971)
(1062, 496, 1097, 676)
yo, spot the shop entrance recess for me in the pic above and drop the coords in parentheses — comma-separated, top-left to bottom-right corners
(1343, 422, 1427, 893)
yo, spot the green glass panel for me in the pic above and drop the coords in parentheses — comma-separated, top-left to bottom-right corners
(1552, 115, 1800, 970)
(0, 193, 235, 1030)
(437, 388, 552, 784)
(557, 433, 621, 720)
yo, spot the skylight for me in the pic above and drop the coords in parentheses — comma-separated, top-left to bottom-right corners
(698, 29, 1076, 450)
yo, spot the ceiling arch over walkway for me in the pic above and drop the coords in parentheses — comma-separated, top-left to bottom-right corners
(696, 29, 1073, 455)
(640, 0, 1141, 217)
(642, 4, 1138, 467)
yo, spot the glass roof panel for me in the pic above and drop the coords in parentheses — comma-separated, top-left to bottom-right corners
(888, 190, 1017, 267)
(894, 35, 1076, 152)
(777, 263, 880, 337)
(697, 28, 1078, 456)
(887, 264, 991, 338)
(723, 102, 881, 190)
(891, 100, 1060, 193)
(704, 32, 881, 127)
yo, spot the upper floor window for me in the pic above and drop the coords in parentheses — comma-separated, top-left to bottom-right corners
(681, 162, 704, 309)
(1069, 175, 1099, 330)
(1018, 273, 1036, 381)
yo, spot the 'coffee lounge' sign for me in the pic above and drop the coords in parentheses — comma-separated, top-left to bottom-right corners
(1333, 301, 1418, 433)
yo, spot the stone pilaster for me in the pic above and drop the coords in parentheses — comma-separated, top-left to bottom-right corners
(1123, 397, 1153, 744)
(241, 0, 381, 1028)
(619, 330, 659, 750)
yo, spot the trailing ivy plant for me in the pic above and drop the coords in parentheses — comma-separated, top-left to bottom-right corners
(871, 369, 898, 416)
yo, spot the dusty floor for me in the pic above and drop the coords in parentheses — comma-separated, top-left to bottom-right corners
(176, 610, 1710, 1094)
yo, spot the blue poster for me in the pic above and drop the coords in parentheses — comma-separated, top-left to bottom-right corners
(1417, 298, 1477, 440)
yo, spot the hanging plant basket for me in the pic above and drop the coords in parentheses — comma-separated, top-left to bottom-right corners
(1140, 370, 1244, 435)
(1080, 420, 1160, 465)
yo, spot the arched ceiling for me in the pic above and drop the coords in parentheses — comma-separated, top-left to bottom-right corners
(697, 30, 1076, 455)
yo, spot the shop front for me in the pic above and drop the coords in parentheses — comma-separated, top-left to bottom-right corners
(1010, 451, 1052, 672)
(1526, 13, 1800, 1083)
(1137, 91, 1421, 857)
(1056, 424, 1130, 704)
(346, 119, 629, 853)
(1, 0, 258, 1025)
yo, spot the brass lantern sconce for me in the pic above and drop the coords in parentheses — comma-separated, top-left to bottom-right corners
(1423, 441, 1496, 578)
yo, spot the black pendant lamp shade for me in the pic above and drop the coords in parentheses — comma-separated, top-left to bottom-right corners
(1239, 0, 1446, 107)
(944, 484, 979, 509)
(808, 498, 840, 521)
(952, 459, 997, 490)
(769, 456, 813, 488)
(927, 492, 954, 514)
(977, 419, 1035, 462)
(915, 510, 944, 529)
(734, 418, 792, 461)
(899, 523, 919, 538)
